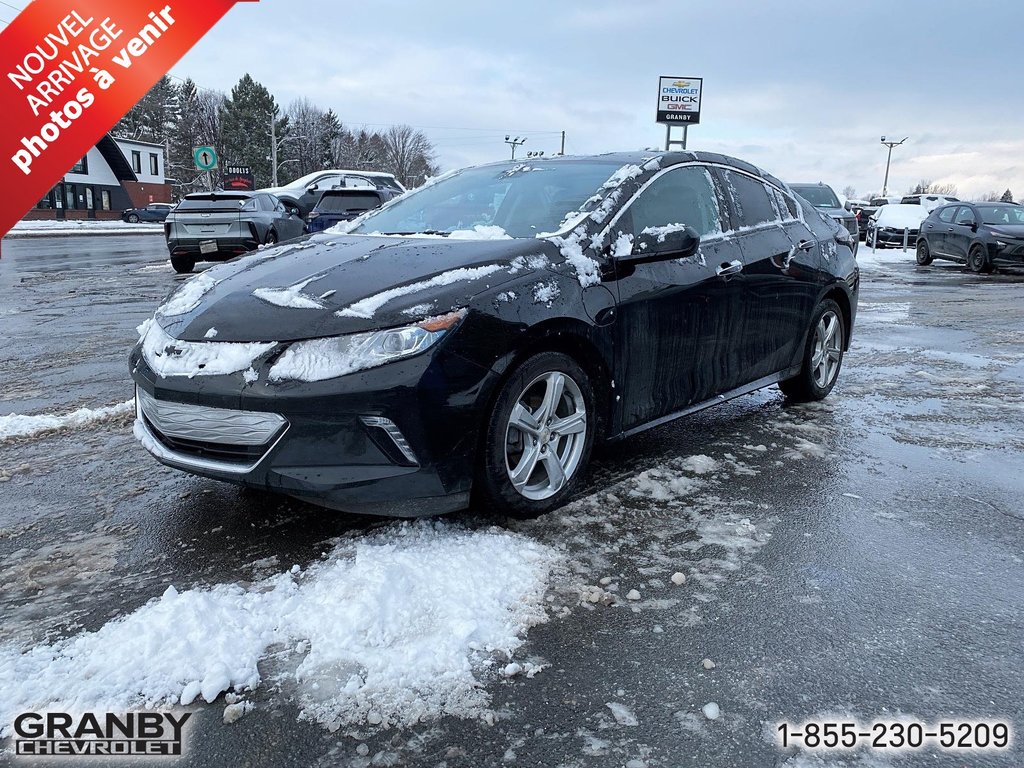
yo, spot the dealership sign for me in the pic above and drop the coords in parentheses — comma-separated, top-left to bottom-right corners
(656, 76, 702, 125)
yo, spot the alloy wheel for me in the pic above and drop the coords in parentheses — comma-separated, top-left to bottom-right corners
(811, 310, 842, 389)
(504, 371, 587, 501)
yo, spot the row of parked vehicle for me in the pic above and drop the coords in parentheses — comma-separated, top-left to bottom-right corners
(121, 169, 404, 273)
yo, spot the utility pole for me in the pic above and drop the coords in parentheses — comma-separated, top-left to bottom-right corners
(880, 135, 908, 196)
(270, 116, 278, 187)
(560, 131, 565, 156)
(505, 135, 526, 160)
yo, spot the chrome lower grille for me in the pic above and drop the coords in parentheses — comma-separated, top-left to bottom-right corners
(135, 388, 287, 474)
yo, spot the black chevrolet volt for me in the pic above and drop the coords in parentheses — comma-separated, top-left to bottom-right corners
(130, 151, 858, 517)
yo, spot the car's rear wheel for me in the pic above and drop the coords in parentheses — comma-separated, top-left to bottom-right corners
(779, 299, 845, 402)
(477, 352, 595, 517)
(127, 213, 139, 223)
(916, 239, 933, 265)
(170, 256, 195, 274)
(968, 244, 991, 274)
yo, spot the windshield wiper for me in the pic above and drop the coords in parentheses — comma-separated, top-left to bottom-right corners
(378, 230, 450, 236)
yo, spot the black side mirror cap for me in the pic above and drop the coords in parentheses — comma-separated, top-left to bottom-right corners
(623, 225, 701, 264)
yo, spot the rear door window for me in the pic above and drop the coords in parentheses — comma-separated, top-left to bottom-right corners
(721, 170, 779, 227)
(936, 206, 956, 223)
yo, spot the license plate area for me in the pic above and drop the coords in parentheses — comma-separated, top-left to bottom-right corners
(199, 240, 218, 254)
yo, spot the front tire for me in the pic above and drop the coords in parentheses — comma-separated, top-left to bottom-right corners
(780, 299, 845, 402)
(968, 244, 991, 274)
(916, 239, 933, 265)
(477, 352, 595, 517)
(127, 213, 140, 223)
(170, 256, 195, 274)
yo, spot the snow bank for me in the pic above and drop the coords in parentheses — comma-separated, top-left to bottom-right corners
(6, 220, 163, 236)
(141, 320, 276, 378)
(0, 400, 133, 442)
(0, 522, 560, 734)
(336, 264, 503, 319)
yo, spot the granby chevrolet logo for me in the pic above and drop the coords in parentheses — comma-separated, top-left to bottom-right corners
(13, 711, 192, 756)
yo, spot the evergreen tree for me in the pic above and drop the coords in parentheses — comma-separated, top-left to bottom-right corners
(113, 75, 180, 147)
(1001, 189, 1014, 203)
(219, 74, 285, 188)
(169, 78, 225, 196)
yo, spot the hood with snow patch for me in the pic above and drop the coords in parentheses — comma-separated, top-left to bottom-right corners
(156, 234, 561, 343)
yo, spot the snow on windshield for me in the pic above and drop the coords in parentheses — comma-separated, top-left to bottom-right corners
(0, 522, 559, 732)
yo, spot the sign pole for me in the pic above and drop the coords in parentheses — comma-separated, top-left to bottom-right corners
(683, 125, 688, 151)
(665, 124, 671, 151)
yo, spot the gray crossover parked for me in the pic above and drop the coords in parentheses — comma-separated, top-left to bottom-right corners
(790, 182, 859, 255)
(165, 191, 305, 273)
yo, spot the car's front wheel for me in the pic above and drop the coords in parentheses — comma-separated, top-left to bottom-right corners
(779, 299, 845, 402)
(170, 256, 195, 274)
(916, 239, 933, 265)
(127, 213, 140, 223)
(478, 351, 595, 517)
(968, 244, 992, 274)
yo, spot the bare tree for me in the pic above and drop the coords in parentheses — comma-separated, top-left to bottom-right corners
(909, 180, 959, 196)
(842, 185, 857, 200)
(380, 125, 439, 187)
(980, 190, 1003, 202)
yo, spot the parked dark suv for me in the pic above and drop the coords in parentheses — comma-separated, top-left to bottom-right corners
(789, 183, 859, 253)
(305, 188, 400, 233)
(917, 202, 1024, 272)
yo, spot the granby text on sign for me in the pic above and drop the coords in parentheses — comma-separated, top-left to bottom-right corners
(656, 76, 702, 125)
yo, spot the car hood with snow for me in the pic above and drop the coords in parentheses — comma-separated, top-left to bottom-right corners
(874, 204, 929, 229)
(154, 233, 558, 343)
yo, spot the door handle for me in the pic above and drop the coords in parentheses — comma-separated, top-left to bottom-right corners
(796, 239, 816, 252)
(716, 260, 743, 277)
(947, 227, 954, 232)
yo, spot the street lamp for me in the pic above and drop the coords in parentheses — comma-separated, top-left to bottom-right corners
(504, 135, 526, 160)
(880, 135, 908, 197)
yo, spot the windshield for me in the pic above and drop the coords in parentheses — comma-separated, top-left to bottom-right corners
(791, 185, 841, 209)
(317, 192, 382, 213)
(979, 205, 1024, 226)
(175, 196, 247, 211)
(349, 160, 624, 238)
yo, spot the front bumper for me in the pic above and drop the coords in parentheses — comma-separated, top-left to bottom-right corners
(872, 228, 918, 247)
(130, 342, 498, 517)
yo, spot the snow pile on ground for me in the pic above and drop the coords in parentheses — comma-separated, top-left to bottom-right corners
(0, 400, 133, 442)
(140, 321, 276, 378)
(6, 220, 163, 236)
(336, 264, 503, 319)
(0, 522, 560, 735)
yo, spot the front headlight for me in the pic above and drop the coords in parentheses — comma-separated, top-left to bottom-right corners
(268, 309, 465, 383)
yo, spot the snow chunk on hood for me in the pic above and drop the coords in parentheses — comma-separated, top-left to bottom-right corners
(874, 203, 929, 229)
(141, 320, 276, 378)
(336, 264, 504, 319)
(252, 276, 326, 310)
(158, 272, 219, 317)
(448, 225, 512, 240)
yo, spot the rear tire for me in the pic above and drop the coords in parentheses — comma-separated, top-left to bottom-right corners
(477, 352, 595, 518)
(170, 256, 195, 274)
(779, 299, 845, 402)
(968, 244, 992, 274)
(916, 239, 933, 265)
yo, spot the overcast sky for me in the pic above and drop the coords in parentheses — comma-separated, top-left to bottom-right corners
(168, 0, 1022, 199)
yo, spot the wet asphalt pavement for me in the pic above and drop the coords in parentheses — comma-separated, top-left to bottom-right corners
(0, 235, 1022, 767)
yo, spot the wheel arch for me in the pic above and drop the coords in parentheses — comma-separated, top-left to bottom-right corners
(821, 284, 854, 350)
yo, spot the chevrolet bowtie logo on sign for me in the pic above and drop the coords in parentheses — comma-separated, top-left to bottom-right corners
(657, 75, 703, 126)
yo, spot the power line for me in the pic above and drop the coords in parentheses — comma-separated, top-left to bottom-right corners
(0, 0, 22, 10)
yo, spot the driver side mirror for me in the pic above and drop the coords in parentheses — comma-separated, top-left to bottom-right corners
(624, 225, 701, 264)
(306, 184, 318, 194)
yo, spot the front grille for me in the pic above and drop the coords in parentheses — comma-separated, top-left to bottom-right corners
(136, 388, 287, 471)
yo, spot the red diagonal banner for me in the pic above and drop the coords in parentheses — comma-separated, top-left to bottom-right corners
(0, 0, 256, 241)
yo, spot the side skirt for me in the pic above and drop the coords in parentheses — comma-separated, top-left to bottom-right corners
(610, 367, 802, 442)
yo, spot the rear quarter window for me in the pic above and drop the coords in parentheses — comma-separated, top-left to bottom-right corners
(722, 170, 779, 227)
